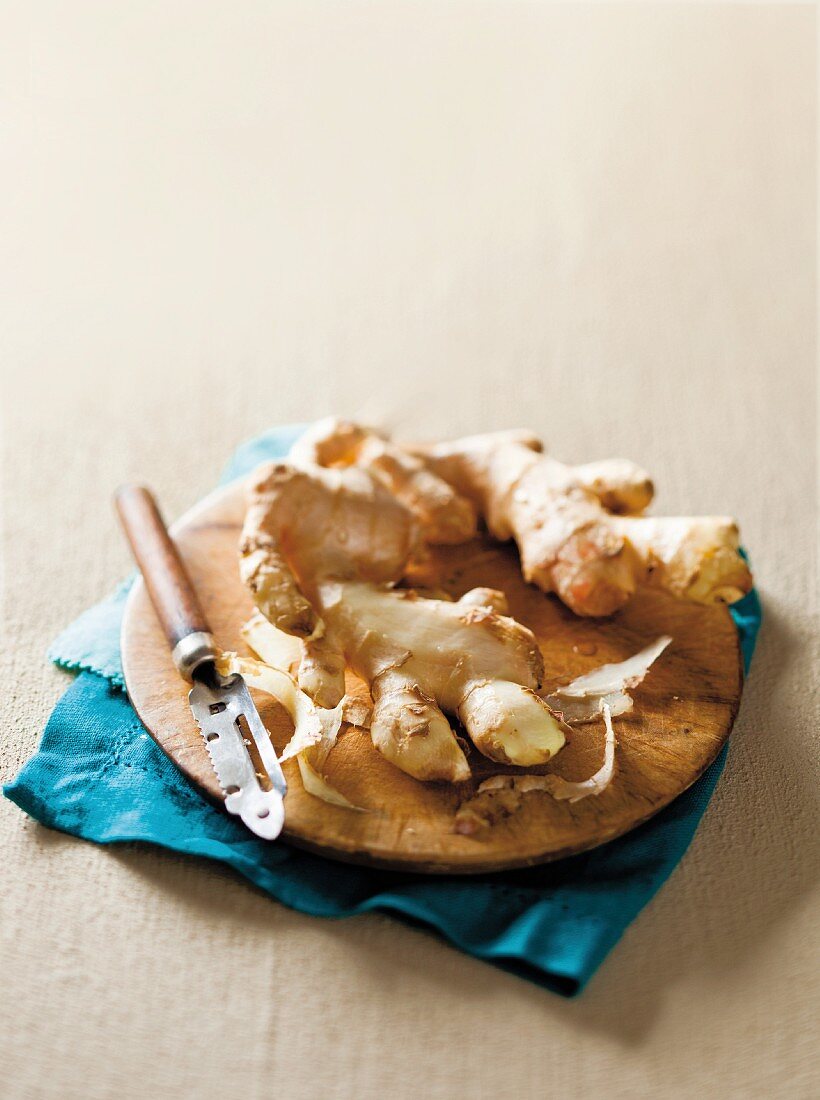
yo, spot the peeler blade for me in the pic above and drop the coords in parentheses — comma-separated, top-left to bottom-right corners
(189, 672, 287, 840)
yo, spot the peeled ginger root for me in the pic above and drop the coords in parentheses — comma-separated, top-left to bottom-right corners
(239, 459, 569, 782)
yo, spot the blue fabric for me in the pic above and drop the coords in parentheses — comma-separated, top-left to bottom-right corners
(5, 425, 762, 996)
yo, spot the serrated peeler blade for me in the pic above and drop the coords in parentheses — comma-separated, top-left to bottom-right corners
(189, 673, 287, 840)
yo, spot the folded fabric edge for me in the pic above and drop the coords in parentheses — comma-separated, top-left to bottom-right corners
(46, 580, 133, 687)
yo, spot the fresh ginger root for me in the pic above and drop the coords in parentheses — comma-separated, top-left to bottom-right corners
(412, 430, 752, 616)
(297, 420, 752, 617)
(290, 418, 477, 544)
(240, 460, 568, 782)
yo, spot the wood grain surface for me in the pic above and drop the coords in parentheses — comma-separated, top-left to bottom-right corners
(121, 480, 744, 873)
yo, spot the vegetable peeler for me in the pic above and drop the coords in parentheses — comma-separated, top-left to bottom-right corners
(114, 485, 287, 840)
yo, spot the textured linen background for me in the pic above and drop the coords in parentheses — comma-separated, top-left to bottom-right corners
(1, 3, 816, 1099)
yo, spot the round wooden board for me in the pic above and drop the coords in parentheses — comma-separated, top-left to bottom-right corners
(121, 480, 744, 874)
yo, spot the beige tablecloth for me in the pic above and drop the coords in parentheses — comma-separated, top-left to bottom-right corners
(1, 3, 817, 1098)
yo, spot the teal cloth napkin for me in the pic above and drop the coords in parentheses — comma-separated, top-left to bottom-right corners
(4, 425, 762, 996)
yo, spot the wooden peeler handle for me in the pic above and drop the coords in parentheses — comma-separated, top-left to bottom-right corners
(114, 484, 218, 681)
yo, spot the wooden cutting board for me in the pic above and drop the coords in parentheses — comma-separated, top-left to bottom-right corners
(121, 480, 744, 874)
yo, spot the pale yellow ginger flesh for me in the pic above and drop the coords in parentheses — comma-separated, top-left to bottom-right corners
(408, 430, 752, 616)
(454, 637, 670, 831)
(455, 705, 618, 834)
(241, 611, 373, 729)
(320, 581, 568, 772)
(240, 460, 569, 782)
